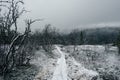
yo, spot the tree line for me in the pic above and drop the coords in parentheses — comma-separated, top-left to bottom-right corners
(1, 0, 120, 78)
(29, 26, 120, 46)
(0, 0, 40, 77)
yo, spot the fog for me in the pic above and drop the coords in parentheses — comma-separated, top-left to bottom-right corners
(18, 0, 120, 32)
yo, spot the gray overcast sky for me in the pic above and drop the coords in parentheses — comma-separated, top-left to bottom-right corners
(18, 0, 120, 32)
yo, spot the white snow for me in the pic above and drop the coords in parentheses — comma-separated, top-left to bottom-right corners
(0, 45, 119, 80)
(31, 45, 119, 80)
(33, 50, 57, 80)
(52, 45, 99, 80)
(66, 54, 99, 80)
(52, 45, 67, 80)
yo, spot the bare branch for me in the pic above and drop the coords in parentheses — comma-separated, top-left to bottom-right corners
(0, 0, 10, 3)
(25, 19, 43, 33)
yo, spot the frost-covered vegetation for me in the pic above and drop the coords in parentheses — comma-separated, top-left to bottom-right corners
(1, 0, 120, 80)
(64, 45, 120, 80)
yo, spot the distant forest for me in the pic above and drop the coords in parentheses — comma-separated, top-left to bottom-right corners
(26, 27, 120, 45)
(83, 27, 120, 44)
(0, 26, 120, 45)
(30, 27, 120, 45)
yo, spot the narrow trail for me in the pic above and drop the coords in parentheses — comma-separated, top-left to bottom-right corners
(52, 45, 99, 80)
(52, 46, 67, 80)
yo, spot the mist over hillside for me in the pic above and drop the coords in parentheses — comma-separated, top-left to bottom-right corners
(83, 27, 120, 44)
(1, 0, 120, 80)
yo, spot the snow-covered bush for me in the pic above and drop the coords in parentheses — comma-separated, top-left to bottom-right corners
(64, 45, 120, 80)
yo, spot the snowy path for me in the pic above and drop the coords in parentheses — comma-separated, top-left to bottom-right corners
(52, 46, 99, 80)
(52, 46, 67, 80)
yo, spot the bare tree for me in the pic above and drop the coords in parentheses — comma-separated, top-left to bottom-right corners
(0, 0, 41, 77)
(0, 0, 26, 44)
(69, 29, 79, 52)
(2, 19, 41, 76)
(42, 24, 56, 53)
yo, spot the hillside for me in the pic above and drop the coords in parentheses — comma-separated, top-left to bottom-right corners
(2, 45, 120, 80)
(83, 27, 120, 44)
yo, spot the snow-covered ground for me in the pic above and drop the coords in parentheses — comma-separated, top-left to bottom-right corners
(64, 45, 120, 80)
(2, 45, 120, 80)
(34, 45, 99, 80)
(52, 46, 67, 80)
(52, 45, 99, 80)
